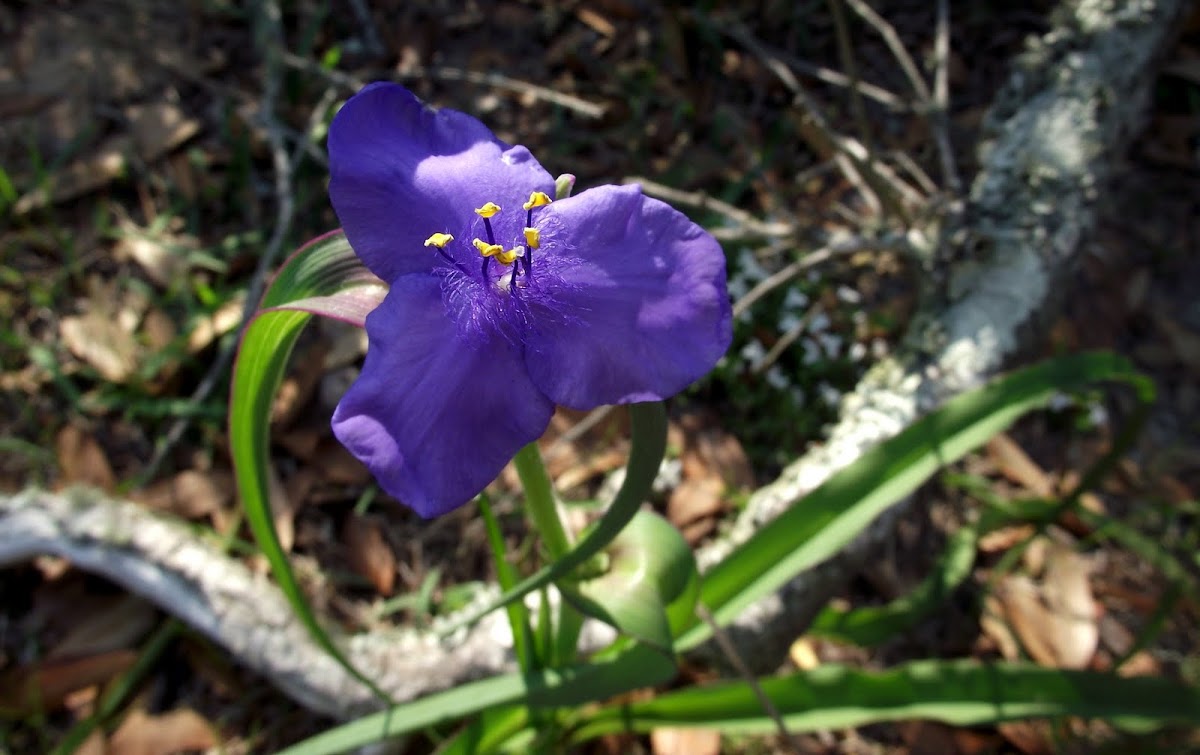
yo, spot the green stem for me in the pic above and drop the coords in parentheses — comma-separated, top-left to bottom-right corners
(514, 442, 572, 558)
(513, 441, 580, 666)
(478, 494, 535, 671)
(440, 402, 669, 638)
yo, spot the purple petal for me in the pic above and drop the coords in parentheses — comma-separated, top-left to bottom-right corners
(328, 83, 555, 283)
(332, 274, 554, 517)
(523, 184, 732, 409)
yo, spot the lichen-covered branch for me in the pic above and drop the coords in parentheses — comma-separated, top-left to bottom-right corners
(693, 0, 1188, 669)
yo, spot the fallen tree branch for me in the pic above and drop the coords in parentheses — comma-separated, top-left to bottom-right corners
(693, 0, 1188, 670)
(0, 0, 1186, 720)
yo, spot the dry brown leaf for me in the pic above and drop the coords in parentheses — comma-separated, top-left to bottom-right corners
(576, 7, 616, 37)
(275, 421, 324, 462)
(74, 730, 107, 755)
(998, 578, 1063, 666)
(978, 523, 1036, 553)
(141, 307, 177, 353)
(108, 707, 217, 755)
(133, 469, 233, 521)
(1093, 577, 1162, 615)
(667, 476, 724, 529)
(0, 650, 136, 714)
(1041, 548, 1100, 665)
(541, 407, 628, 475)
(269, 468, 295, 552)
(679, 517, 716, 545)
(115, 229, 192, 288)
(1117, 650, 1161, 677)
(13, 103, 199, 214)
(312, 438, 374, 486)
(126, 103, 201, 160)
(554, 447, 627, 492)
(996, 547, 1098, 669)
(788, 636, 821, 670)
(997, 720, 1053, 755)
(272, 339, 330, 426)
(56, 425, 116, 491)
(284, 466, 320, 511)
(48, 594, 156, 660)
(187, 295, 245, 354)
(980, 594, 1021, 660)
(677, 413, 755, 490)
(321, 317, 370, 371)
(986, 433, 1053, 497)
(650, 727, 721, 755)
(901, 721, 962, 755)
(14, 134, 130, 214)
(61, 310, 140, 383)
(343, 515, 397, 596)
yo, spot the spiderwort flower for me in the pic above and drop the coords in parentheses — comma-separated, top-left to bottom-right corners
(328, 83, 731, 517)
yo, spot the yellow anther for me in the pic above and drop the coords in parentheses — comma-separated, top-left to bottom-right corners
(523, 227, 541, 249)
(522, 191, 552, 210)
(423, 232, 454, 248)
(473, 238, 504, 257)
(474, 202, 502, 218)
(497, 246, 525, 265)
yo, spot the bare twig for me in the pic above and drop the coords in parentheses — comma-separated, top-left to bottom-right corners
(840, 0, 960, 196)
(753, 303, 824, 376)
(732, 237, 905, 319)
(691, 8, 906, 111)
(828, 0, 875, 155)
(396, 66, 609, 120)
(766, 49, 907, 111)
(836, 136, 927, 208)
(289, 86, 338, 171)
(278, 52, 608, 120)
(138, 0, 297, 485)
(933, 0, 962, 193)
(625, 176, 794, 240)
(280, 51, 368, 90)
(829, 151, 883, 216)
(889, 149, 939, 196)
(696, 604, 802, 753)
(723, 20, 911, 224)
(843, 0, 932, 104)
(544, 406, 615, 463)
(347, 0, 385, 58)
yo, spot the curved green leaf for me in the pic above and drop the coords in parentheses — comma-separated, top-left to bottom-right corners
(565, 510, 698, 651)
(435, 704, 531, 755)
(277, 643, 677, 755)
(440, 401, 669, 636)
(478, 494, 536, 672)
(569, 659, 1200, 741)
(229, 230, 389, 703)
(808, 524, 978, 646)
(681, 352, 1154, 649)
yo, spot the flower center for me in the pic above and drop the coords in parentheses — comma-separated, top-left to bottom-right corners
(422, 191, 552, 293)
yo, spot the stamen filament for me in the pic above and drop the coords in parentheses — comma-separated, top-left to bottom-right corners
(424, 232, 457, 266)
(475, 202, 502, 245)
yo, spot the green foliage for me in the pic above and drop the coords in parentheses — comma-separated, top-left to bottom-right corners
(680, 352, 1152, 649)
(568, 659, 1200, 740)
(232, 226, 1190, 754)
(228, 230, 388, 705)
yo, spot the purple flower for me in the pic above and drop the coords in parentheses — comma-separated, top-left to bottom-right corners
(327, 83, 731, 517)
